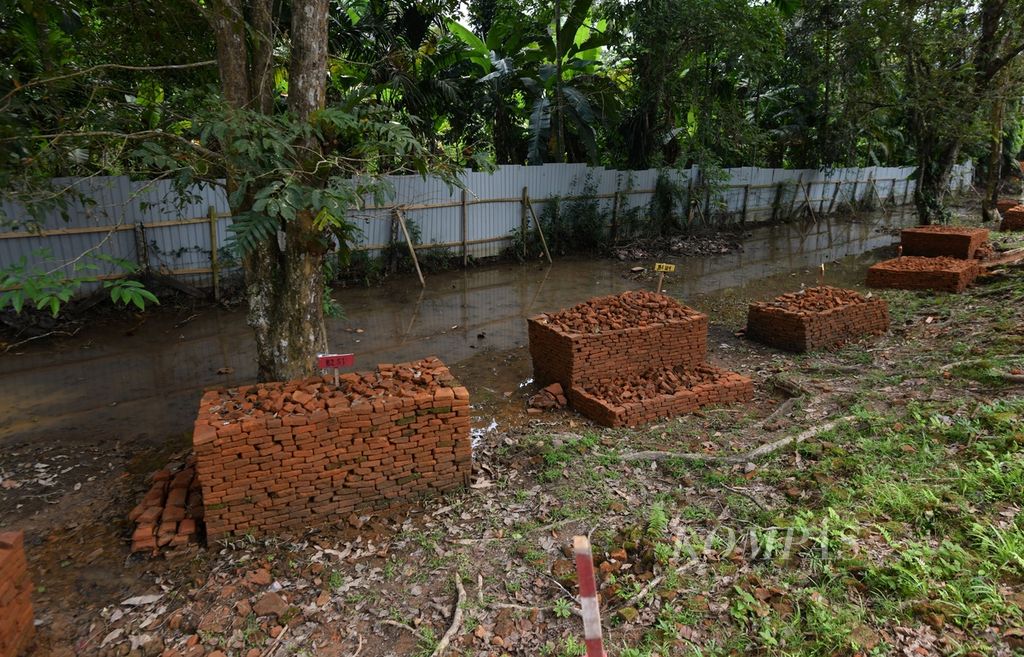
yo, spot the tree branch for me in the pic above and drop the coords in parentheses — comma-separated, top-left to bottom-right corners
(0, 61, 216, 106)
(4, 130, 222, 163)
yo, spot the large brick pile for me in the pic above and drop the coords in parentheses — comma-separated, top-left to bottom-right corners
(0, 531, 33, 657)
(528, 291, 708, 391)
(570, 364, 753, 428)
(528, 291, 751, 427)
(900, 226, 989, 259)
(1001, 206, 1024, 232)
(193, 357, 471, 540)
(866, 256, 980, 293)
(128, 458, 203, 553)
(746, 286, 890, 353)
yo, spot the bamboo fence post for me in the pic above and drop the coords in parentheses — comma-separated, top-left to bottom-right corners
(520, 187, 529, 258)
(787, 176, 802, 220)
(526, 197, 553, 264)
(741, 184, 750, 222)
(827, 179, 842, 214)
(133, 222, 149, 273)
(460, 188, 468, 266)
(208, 205, 220, 301)
(800, 181, 818, 221)
(610, 191, 620, 242)
(394, 208, 425, 287)
(771, 182, 784, 222)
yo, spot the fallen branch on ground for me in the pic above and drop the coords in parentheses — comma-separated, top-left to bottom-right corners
(620, 418, 851, 465)
(431, 573, 465, 657)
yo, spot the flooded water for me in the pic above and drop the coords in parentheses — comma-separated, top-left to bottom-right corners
(0, 209, 917, 449)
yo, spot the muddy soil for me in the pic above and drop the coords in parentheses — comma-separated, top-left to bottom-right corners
(0, 206, 1001, 656)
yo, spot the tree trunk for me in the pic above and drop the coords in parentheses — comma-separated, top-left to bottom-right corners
(914, 139, 960, 225)
(982, 89, 1005, 223)
(207, 0, 331, 382)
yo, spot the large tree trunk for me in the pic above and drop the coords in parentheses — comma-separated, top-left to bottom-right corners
(208, 0, 331, 382)
(914, 139, 960, 225)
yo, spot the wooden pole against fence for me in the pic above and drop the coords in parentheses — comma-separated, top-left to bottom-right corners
(800, 181, 818, 222)
(520, 187, 529, 258)
(207, 205, 220, 301)
(525, 196, 553, 264)
(741, 184, 750, 222)
(610, 191, 620, 241)
(827, 179, 842, 214)
(460, 188, 468, 267)
(133, 223, 149, 273)
(394, 208, 425, 288)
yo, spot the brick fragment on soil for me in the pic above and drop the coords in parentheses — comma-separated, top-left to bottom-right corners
(866, 256, 981, 293)
(528, 382, 568, 411)
(128, 457, 204, 555)
(996, 198, 1020, 214)
(193, 357, 472, 540)
(1001, 206, 1024, 232)
(900, 225, 989, 259)
(0, 530, 34, 657)
(746, 286, 889, 353)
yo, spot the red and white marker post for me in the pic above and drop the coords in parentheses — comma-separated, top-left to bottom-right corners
(317, 353, 355, 386)
(573, 535, 607, 657)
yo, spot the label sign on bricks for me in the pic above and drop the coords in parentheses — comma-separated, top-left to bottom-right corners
(317, 353, 355, 369)
(653, 263, 676, 272)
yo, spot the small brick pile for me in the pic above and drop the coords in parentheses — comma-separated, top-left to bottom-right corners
(746, 286, 890, 353)
(528, 291, 708, 391)
(128, 458, 203, 553)
(1001, 206, 1024, 232)
(528, 291, 751, 427)
(866, 256, 981, 293)
(528, 382, 568, 413)
(0, 531, 33, 657)
(193, 357, 471, 540)
(996, 199, 1020, 214)
(900, 226, 989, 259)
(571, 365, 753, 428)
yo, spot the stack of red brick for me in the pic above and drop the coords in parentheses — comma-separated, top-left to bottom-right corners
(996, 199, 1020, 214)
(899, 226, 989, 259)
(128, 458, 203, 553)
(1002, 206, 1024, 231)
(867, 256, 980, 293)
(0, 531, 33, 657)
(529, 291, 752, 427)
(571, 364, 753, 428)
(746, 286, 889, 353)
(193, 357, 471, 540)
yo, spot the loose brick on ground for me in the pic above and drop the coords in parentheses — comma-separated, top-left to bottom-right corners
(1001, 206, 1024, 232)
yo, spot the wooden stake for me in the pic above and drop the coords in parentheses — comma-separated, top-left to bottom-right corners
(610, 191, 620, 242)
(460, 188, 468, 267)
(394, 208, 425, 288)
(521, 187, 529, 258)
(656, 271, 665, 293)
(133, 222, 149, 273)
(741, 184, 750, 222)
(208, 205, 220, 302)
(525, 197, 553, 264)
(573, 536, 606, 657)
(800, 182, 818, 222)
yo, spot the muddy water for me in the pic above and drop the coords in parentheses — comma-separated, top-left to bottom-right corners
(0, 209, 915, 450)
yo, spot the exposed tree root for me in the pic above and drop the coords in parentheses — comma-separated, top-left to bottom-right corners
(431, 573, 466, 657)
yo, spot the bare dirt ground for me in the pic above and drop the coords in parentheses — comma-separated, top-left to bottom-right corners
(2, 227, 1024, 657)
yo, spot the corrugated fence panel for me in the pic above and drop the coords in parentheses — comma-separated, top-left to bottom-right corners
(0, 160, 975, 297)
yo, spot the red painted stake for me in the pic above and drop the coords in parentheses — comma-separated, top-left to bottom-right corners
(573, 535, 607, 657)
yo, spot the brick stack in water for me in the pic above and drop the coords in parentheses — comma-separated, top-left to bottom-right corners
(193, 357, 471, 540)
(746, 286, 890, 353)
(866, 256, 980, 293)
(570, 364, 754, 428)
(528, 291, 751, 427)
(0, 531, 33, 657)
(528, 290, 708, 391)
(900, 226, 989, 259)
(128, 457, 203, 553)
(1001, 206, 1024, 231)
